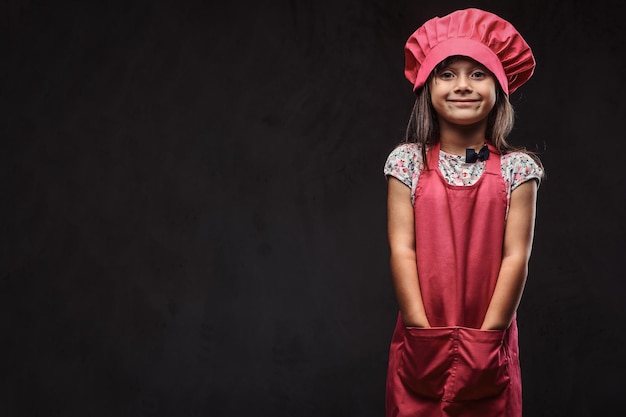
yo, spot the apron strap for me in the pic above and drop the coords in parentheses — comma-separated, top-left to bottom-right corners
(426, 142, 441, 171)
(484, 142, 502, 175)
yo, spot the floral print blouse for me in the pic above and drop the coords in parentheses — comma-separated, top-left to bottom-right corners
(384, 143, 543, 210)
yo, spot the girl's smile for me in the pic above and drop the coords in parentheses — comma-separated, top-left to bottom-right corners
(448, 99, 480, 106)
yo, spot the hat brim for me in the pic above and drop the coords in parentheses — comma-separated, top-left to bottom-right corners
(407, 38, 509, 95)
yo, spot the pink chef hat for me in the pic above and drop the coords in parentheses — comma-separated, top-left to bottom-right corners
(404, 8, 536, 95)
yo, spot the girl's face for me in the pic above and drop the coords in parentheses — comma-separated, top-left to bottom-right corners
(429, 57, 497, 129)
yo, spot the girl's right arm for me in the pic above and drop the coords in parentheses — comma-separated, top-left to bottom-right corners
(387, 176, 431, 328)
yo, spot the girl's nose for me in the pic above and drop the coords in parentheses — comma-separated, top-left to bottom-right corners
(454, 76, 473, 93)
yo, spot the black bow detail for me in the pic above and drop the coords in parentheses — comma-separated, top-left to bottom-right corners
(465, 144, 490, 163)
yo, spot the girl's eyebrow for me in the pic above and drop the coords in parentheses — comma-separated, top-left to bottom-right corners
(439, 65, 486, 72)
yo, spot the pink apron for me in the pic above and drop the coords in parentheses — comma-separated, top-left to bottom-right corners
(385, 143, 522, 417)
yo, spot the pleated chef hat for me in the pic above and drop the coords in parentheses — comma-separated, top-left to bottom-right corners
(404, 8, 536, 95)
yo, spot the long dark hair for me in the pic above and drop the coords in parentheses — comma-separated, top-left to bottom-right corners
(403, 56, 544, 171)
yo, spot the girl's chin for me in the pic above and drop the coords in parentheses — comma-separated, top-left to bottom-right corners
(440, 118, 487, 129)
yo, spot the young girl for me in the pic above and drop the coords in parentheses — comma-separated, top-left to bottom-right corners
(384, 8, 543, 417)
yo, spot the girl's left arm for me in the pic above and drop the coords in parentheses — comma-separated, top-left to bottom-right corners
(481, 179, 538, 330)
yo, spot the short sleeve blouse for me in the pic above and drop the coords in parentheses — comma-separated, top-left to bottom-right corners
(383, 143, 543, 209)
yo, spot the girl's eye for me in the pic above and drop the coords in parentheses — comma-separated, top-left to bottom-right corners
(439, 71, 454, 79)
(471, 71, 486, 79)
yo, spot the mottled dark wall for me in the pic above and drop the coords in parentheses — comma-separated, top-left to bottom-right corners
(2, 0, 625, 416)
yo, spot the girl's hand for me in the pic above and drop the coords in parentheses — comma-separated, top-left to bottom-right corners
(402, 316, 431, 329)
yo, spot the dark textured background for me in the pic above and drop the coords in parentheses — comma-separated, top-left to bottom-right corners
(2, 0, 625, 416)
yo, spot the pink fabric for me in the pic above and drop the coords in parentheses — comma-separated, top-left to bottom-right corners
(404, 8, 535, 94)
(386, 142, 522, 417)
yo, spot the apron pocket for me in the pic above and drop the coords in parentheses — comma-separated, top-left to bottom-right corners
(397, 327, 453, 399)
(450, 328, 510, 401)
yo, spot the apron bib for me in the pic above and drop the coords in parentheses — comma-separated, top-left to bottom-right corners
(385, 143, 522, 417)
